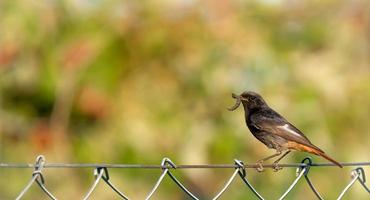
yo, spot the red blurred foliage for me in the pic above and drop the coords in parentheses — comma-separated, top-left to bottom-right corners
(29, 120, 54, 151)
(77, 87, 110, 119)
(0, 43, 18, 67)
(61, 40, 95, 70)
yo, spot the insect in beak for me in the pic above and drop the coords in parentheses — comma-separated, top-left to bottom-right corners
(228, 93, 242, 111)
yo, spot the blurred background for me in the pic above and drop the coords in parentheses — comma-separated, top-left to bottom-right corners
(0, 0, 369, 199)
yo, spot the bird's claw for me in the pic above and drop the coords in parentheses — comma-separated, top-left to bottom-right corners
(256, 161, 264, 172)
(272, 163, 282, 172)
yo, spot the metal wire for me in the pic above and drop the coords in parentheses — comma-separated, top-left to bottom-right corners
(212, 168, 239, 200)
(15, 155, 58, 200)
(337, 167, 370, 200)
(99, 167, 130, 199)
(278, 166, 307, 200)
(137, 158, 267, 200)
(34, 177, 58, 200)
(145, 167, 168, 200)
(82, 167, 104, 200)
(161, 158, 199, 200)
(300, 157, 324, 200)
(81, 167, 130, 200)
(6, 155, 370, 200)
(15, 173, 40, 200)
(145, 158, 202, 200)
(355, 167, 370, 193)
(304, 175, 323, 200)
(236, 159, 264, 200)
(1, 162, 369, 169)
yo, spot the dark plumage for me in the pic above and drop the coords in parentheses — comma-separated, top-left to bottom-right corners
(229, 91, 342, 171)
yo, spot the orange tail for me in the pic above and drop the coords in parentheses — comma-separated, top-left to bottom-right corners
(317, 151, 343, 168)
(292, 142, 343, 168)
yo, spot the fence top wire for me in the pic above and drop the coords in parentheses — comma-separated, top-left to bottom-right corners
(1, 162, 369, 169)
(6, 156, 370, 200)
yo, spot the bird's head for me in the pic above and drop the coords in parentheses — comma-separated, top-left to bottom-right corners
(228, 91, 267, 111)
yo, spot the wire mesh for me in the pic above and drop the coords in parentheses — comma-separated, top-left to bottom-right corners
(14, 155, 57, 200)
(79, 167, 130, 200)
(2, 155, 369, 200)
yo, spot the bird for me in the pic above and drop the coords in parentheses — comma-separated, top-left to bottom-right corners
(228, 91, 343, 171)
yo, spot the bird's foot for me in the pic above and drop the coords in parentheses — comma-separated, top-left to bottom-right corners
(256, 161, 264, 172)
(272, 163, 282, 172)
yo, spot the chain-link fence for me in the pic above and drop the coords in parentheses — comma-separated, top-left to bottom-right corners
(1, 155, 369, 200)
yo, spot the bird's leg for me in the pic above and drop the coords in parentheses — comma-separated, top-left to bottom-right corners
(272, 150, 291, 172)
(256, 150, 282, 172)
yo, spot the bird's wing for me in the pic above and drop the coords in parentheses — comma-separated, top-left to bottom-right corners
(250, 109, 322, 151)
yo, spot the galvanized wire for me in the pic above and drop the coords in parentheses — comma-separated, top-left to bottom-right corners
(99, 167, 130, 199)
(278, 166, 307, 200)
(15, 155, 57, 200)
(145, 166, 168, 200)
(304, 173, 323, 200)
(337, 167, 370, 200)
(235, 159, 264, 200)
(2, 162, 369, 169)
(83, 167, 129, 200)
(160, 158, 199, 200)
(82, 167, 104, 200)
(211, 167, 239, 200)
(81, 167, 130, 200)
(8, 155, 370, 200)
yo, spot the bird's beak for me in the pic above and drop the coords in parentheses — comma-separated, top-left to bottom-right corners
(233, 93, 248, 101)
(231, 93, 239, 99)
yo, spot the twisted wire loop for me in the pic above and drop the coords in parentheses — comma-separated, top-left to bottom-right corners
(355, 168, 370, 193)
(211, 163, 240, 200)
(15, 155, 57, 200)
(145, 158, 200, 200)
(234, 159, 264, 200)
(1, 162, 369, 169)
(145, 158, 176, 200)
(300, 157, 324, 200)
(82, 167, 105, 200)
(97, 167, 130, 199)
(278, 161, 308, 200)
(8, 155, 370, 200)
(162, 158, 200, 200)
(81, 167, 131, 200)
(211, 159, 266, 200)
(337, 167, 370, 200)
